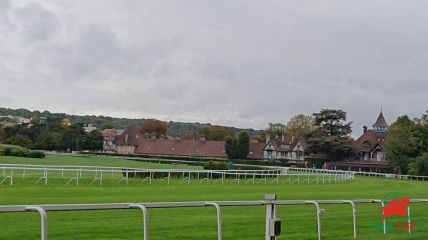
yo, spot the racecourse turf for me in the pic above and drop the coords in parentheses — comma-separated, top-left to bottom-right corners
(0, 155, 427, 240)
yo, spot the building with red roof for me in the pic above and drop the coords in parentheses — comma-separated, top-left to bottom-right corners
(114, 125, 267, 159)
(332, 111, 390, 172)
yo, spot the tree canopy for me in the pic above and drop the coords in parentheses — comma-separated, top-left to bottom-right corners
(385, 113, 428, 175)
(285, 114, 315, 138)
(304, 109, 355, 160)
(139, 119, 167, 137)
(225, 132, 250, 159)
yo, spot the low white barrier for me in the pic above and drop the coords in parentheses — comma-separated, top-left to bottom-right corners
(0, 196, 426, 240)
(0, 164, 354, 186)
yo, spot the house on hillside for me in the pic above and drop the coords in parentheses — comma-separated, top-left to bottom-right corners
(263, 136, 307, 163)
(332, 111, 390, 172)
(115, 125, 140, 154)
(83, 124, 97, 133)
(102, 128, 125, 153)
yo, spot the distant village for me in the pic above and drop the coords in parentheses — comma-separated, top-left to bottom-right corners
(99, 112, 391, 172)
(2, 108, 427, 175)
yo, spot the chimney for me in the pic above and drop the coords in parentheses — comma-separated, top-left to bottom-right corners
(363, 126, 368, 133)
(266, 135, 270, 143)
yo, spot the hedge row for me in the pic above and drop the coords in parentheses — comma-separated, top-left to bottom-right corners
(0, 144, 45, 159)
(203, 161, 228, 170)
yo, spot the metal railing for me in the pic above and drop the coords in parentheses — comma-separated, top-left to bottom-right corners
(0, 196, 426, 240)
(285, 167, 428, 181)
(0, 164, 354, 186)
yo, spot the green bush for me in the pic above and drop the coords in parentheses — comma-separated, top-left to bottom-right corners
(203, 161, 227, 170)
(28, 151, 46, 159)
(0, 144, 30, 157)
(11, 148, 30, 157)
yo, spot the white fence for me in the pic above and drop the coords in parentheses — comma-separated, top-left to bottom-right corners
(0, 195, 427, 240)
(285, 167, 428, 181)
(0, 164, 354, 186)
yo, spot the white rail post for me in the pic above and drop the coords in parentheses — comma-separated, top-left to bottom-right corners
(130, 204, 149, 240)
(44, 169, 48, 186)
(306, 201, 322, 240)
(265, 194, 277, 240)
(342, 200, 357, 239)
(206, 202, 222, 240)
(26, 206, 48, 240)
(408, 206, 411, 234)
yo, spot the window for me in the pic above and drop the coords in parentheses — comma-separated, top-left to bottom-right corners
(363, 141, 369, 149)
(376, 152, 383, 161)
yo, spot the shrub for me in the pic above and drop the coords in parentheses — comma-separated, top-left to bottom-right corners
(4, 147, 11, 156)
(0, 144, 30, 157)
(28, 151, 46, 159)
(203, 161, 227, 170)
(11, 148, 29, 157)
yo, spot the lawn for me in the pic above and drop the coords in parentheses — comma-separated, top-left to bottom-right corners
(0, 155, 427, 240)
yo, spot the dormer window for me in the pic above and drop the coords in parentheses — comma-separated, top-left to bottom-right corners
(363, 141, 369, 149)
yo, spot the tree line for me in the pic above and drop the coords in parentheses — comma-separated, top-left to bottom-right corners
(0, 116, 103, 152)
(384, 112, 428, 175)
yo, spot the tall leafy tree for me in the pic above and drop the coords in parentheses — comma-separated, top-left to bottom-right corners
(267, 123, 287, 138)
(412, 153, 428, 176)
(237, 132, 250, 159)
(225, 136, 237, 159)
(384, 116, 418, 174)
(305, 109, 355, 160)
(313, 109, 352, 136)
(140, 119, 167, 137)
(225, 132, 250, 159)
(198, 126, 235, 141)
(84, 130, 104, 151)
(285, 114, 315, 137)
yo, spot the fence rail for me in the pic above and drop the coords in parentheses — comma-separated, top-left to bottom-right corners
(0, 164, 354, 186)
(1, 197, 427, 240)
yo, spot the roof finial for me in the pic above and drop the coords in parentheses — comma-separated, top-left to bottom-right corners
(381, 106, 382, 113)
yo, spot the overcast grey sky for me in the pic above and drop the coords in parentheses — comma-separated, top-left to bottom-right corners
(0, 0, 427, 136)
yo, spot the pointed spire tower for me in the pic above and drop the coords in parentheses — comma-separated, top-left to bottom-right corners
(372, 109, 388, 133)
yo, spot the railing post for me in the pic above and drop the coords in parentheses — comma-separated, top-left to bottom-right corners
(342, 200, 357, 239)
(408, 206, 411, 234)
(206, 202, 222, 240)
(26, 206, 48, 240)
(306, 201, 322, 240)
(265, 194, 277, 240)
(129, 204, 149, 240)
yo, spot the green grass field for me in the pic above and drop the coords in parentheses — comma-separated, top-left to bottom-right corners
(0, 155, 427, 239)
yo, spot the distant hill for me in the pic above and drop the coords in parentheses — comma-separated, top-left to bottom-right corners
(0, 107, 260, 137)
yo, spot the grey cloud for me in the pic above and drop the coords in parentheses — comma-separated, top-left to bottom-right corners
(0, 0, 427, 136)
(12, 2, 60, 42)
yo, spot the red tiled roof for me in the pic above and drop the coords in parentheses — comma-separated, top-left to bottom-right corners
(102, 129, 124, 141)
(117, 126, 265, 159)
(268, 136, 306, 153)
(135, 138, 226, 158)
(354, 129, 386, 152)
(115, 125, 140, 146)
(134, 138, 266, 159)
(248, 142, 265, 159)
